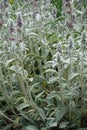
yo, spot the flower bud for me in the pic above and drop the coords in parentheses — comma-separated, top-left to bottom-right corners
(81, 30, 87, 50)
(5, 9, 9, 17)
(68, 36, 73, 55)
(0, 2, 3, 10)
(57, 53, 61, 62)
(4, 0, 9, 8)
(81, 30, 86, 45)
(68, 36, 73, 50)
(0, 20, 4, 27)
(66, 20, 73, 29)
(53, 8, 57, 17)
(9, 21, 14, 33)
(17, 14, 22, 28)
(57, 43, 62, 63)
(57, 43, 62, 54)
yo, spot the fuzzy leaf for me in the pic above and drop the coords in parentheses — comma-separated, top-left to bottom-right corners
(9, 65, 22, 74)
(55, 107, 68, 122)
(26, 125, 39, 130)
(9, 65, 28, 78)
(48, 77, 59, 84)
(41, 127, 47, 130)
(35, 92, 44, 101)
(30, 83, 39, 91)
(44, 69, 58, 75)
(59, 121, 69, 129)
(46, 118, 57, 128)
(47, 91, 58, 99)
(68, 73, 80, 81)
(36, 107, 46, 121)
(5, 58, 16, 67)
(17, 103, 29, 110)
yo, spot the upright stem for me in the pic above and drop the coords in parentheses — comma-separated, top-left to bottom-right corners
(80, 30, 86, 113)
(57, 53, 64, 103)
(81, 48, 85, 113)
(68, 36, 73, 121)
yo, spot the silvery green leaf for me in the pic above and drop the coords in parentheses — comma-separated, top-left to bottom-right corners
(48, 77, 59, 84)
(59, 121, 69, 129)
(26, 125, 39, 130)
(20, 42, 26, 52)
(36, 13, 42, 21)
(68, 73, 80, 81)
(17, 103, 29, 110)
(36, 107, 46, 121)
(35, 92, 44, 101)
(55, 107, 68, 122)
(5, 58, 16, 67)
(46, 118, 57, 128)
(47, 91, 58, 99)
(44, 69, 58, 75)
(9, 65, 22, 74)
(30, 83, 39, 91)
(41, 127, 47, 130)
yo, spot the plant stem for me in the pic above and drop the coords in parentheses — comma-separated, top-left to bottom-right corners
(0, 110, 20, 125)
(80, 48, 85, 113)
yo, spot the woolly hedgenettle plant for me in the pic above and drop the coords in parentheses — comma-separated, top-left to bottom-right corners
(0, 0, 87, 129)
(68, 36, 74, 121)
(63, 0, 74, 30)
(57, 44, 64, 102)
(80, 30, 87, 114)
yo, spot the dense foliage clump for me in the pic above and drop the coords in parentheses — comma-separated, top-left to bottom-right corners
(0, 0, 87, 130)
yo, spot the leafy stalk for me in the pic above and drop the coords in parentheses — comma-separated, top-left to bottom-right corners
(80, 30, 86, 113)
(57, 44, 64, 102)
(68, 36, 74, 121)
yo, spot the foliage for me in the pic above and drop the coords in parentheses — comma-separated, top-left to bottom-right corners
(0, 0, 87, 130)
(51, 0, 62, 17)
